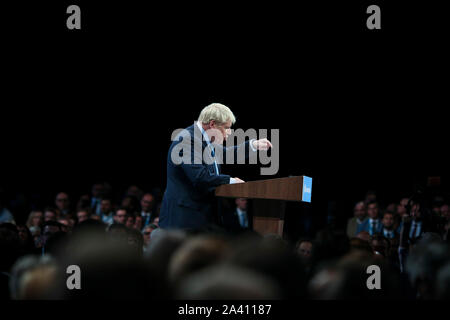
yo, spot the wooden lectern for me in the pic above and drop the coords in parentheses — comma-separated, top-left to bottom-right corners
(215, 176, 312, 237)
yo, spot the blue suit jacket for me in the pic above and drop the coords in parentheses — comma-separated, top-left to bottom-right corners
(159, 124, 252, 230)
(356, 219, 383, 235)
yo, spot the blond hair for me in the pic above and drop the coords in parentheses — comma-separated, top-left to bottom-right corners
(198, 103, 236, 125)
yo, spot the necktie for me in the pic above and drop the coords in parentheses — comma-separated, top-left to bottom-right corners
(210, 147, 219, 175)
(371, 221, 377, 235)
(410, 222, 417, 239)
(242, 212, 248, 228)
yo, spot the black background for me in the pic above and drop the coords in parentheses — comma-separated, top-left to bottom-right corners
(1, 1, 449, 229)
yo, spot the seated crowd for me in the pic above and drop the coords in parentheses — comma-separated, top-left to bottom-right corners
(0, 183, 450, 300)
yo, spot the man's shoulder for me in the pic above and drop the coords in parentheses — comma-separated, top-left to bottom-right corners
(172, 124, 201, 142)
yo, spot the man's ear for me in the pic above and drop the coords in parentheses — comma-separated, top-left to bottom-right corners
(209, 120, 216, 128)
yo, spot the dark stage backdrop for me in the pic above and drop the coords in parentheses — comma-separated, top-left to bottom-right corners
(2, 1, 449, 229)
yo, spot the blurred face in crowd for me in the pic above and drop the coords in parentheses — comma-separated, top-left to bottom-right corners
(297, 241, 313, 259)
(153, 217, 159, 226)
(235, 198, 248, 211)
(367, 203, 379, 219)
(125, 216, 135, 229)
(114, 209, 127, 225)
(440, 204, 449, 219)
(134, 215, 143, 230)
(382, 213, 395, 230)
(141, 194, 155, 213)
(142, 226, 156, 246)
(17, 225, 29, 243)
(31, 211, 43, 226)
(354, 202, 366, 220)
(122, 196, 138, 212)
(398, 198, 409, 216)
(55, 192, 70, 211)
(77, 210, 89, 223)
(44, 210, 56, 222)
(100, 199, 112, 214)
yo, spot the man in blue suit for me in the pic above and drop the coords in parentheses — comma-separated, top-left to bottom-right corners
(159, 103, 272, 231)
(356, 200, 383, 236)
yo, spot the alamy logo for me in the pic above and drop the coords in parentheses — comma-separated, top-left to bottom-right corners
(366, 5, 381, 30)
(170, 123, 279, 175)
(66, 265, 81, 290)
(366, 265, 381, 290)
(67, 5, 81, 30)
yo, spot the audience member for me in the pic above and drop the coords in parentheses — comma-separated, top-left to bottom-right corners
(140, 193, 157, 227)
(55, 192, 71, 216)
(26, 211, 43, 228)
(346, 201, 367, 238)
(381, 211, 399, 239)
(357, 200, 383, 235)
(1, 182, 449, 300)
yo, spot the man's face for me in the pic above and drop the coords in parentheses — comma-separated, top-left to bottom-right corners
(44, 211, 56, 222)
(354, 203, 366, 220)
(17, 226, 29, 242)
(236, 198, 248, 210)
(208, 120, 232, 145)
(382, 213, 394, 229)
(143, 227, 155, 245)
(141, 194, 154, 212)
(55, 193, 69, 210)
(298, 241, 313, 259)
(101, 200, 112, 213)
(134, 216, 143, 230)
(32, 212, 43, 226)
(114, 210, 127, 224)
(397, 198, 409, 216)
(125, 216, 135, 229)
(367, 203, 379, 219)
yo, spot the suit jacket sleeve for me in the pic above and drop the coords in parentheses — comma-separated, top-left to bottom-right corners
(177, 135, 231, 190)
(222, 140, 255, 163)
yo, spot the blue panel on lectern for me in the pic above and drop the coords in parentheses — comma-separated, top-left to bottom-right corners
(302, 176, 312, 202)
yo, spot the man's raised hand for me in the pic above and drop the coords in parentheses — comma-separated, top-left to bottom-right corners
(252, 138, 272, 151)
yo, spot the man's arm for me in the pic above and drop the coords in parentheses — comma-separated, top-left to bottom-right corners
(180, 162, 231, 189)
(221, 138, 272, 163)
(174, 136, 231, 189)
